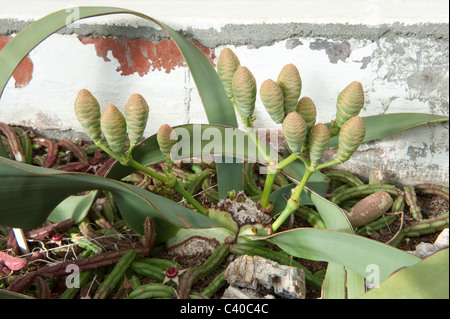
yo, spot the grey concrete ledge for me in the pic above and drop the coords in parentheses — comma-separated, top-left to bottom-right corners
(1, 18, 448, 48)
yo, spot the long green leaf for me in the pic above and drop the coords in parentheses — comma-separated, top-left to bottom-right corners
(305, 187, 352, 233)
(47, 191, 97, 224)
(329, 113, 448, 147)
(305, 187, 366, 298)
(321, 263, 346, 299)
(0, 139, 8, 158)
(361, 248, 449, 299)
(255, 228, 421, 282)
(0, 6, 241, 197)
(0, 157, 220, 242)
(0, 290, 34, 299)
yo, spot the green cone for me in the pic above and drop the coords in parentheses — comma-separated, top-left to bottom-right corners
(157, 124, 177, 159)
(282, 112, 307, 155)
(336, 116, 365, 163)
(101, 104, 127, 156)
(74, 89, 102, 144)
(260, 79, 285, 124)
(124, 93, 149, 146)
(217, 48, 240, 99)
(232, 66, 257, 118)
(308, 123, 330, 164)
(331, 81, 365, 136)
(277, 64, 302, 115)
(296, 97, 317, 131)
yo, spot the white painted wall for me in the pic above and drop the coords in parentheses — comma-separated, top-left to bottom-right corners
(0, 0, 448, 185)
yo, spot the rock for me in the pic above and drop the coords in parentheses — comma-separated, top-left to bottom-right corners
(223, 255, 306, 299)
(222, 286, 275, 299)
(407, 228, 449, 258)
(433, 228, 449, 250)
(215, 191, 272, 227)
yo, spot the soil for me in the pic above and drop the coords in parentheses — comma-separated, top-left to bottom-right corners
(0, 126, 448, 299)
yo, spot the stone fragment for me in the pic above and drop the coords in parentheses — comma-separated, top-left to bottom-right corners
(222, 286, 275, 299)
(407, 228, 449, 258)
(224, 255, 306, 299)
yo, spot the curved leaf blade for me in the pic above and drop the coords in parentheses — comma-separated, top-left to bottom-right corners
(0, 157, 220, 242)
(0, 6, 241, 196)
(0, 6, 234, 125)
(361, 248, 449, 299)
(254, 228, 421, 282)
(329, 113, 449, 147)
(47, 191, 97, 224)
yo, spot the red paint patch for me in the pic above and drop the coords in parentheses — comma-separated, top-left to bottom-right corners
(0, 35, 34, 88)
(78, 36, 215, 76)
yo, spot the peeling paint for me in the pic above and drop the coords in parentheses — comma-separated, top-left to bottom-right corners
(78, 36, 215, 76)
(310, 39, 352, 63)
(0, 35, 33, 87)
(407, 143, 430, 161)
(286, 38, 303, 50)
(367, 37, 449, 115)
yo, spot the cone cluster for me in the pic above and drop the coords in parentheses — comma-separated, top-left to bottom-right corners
(74, 90, 150, 156)
(217, 48, 366, 165)
(217, 49, 257, 120)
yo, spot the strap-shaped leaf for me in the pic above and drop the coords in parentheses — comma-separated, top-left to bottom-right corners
(0, 156, 220, 241)
(0, 7, 237, 128)
(0, 6, 242, 195)
(250, 228, 420, 283)
(329, 113, 448, 147)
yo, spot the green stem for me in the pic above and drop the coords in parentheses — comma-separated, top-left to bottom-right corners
(126, 158, 208, 215)
(316, 158, 341, 171)
(272, 168, 314, 232)
(126, 158, 168, 182)
(172, 182, 208, 215)
(259, 153, 299, 209)
(245, 126, 272, 164)
(260, 172, 277, 209)
(94, 141, 120, 163)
